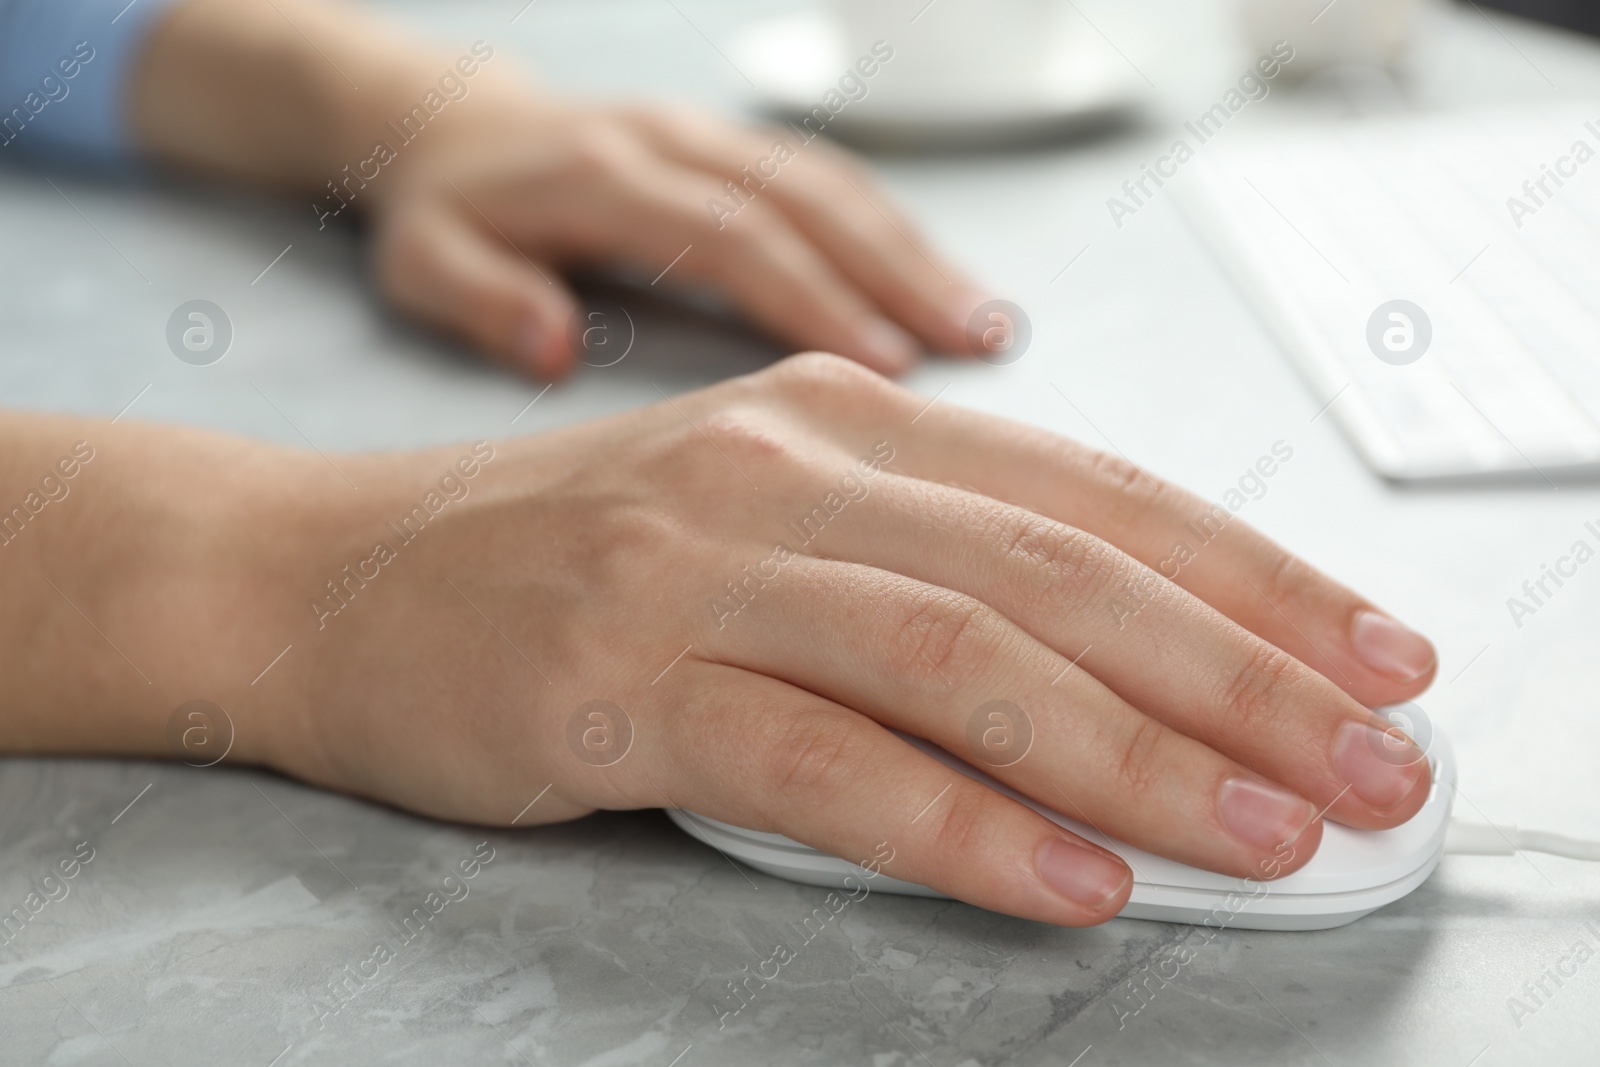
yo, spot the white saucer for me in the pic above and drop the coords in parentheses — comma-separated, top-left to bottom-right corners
(729, 9, 1151, 148)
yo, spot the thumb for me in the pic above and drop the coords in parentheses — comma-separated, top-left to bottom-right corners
(373, 209, 579, 379)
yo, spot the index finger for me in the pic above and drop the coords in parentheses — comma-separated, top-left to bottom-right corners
(882, 397, 1439, 709)
(622, 106, 984, 356)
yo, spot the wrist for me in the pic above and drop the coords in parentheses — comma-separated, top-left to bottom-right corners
(247, 439, 513, 793)
(0, 420, 323, 767)
(314, 42, 543, 221)
(131, 0, 534, 201)
(103, 428, 330, 771)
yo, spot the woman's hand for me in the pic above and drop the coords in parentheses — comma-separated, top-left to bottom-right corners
(366, 95, 982, 379)
(218, 353, 1436, 928)
(131, 0, 982, 380)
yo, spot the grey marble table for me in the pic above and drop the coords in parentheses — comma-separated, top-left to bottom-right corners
(5, 0, 1600, 1063)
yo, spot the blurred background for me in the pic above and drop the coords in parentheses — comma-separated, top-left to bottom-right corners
(7, 1, 1600, 1063)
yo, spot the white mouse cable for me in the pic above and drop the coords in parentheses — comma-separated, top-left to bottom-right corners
(1445, 819, 1600, 861)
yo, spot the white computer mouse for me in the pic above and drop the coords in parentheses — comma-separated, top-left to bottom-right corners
(667, 732, 1453, 931)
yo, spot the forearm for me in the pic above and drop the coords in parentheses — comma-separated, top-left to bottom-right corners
(0, 414, 322, 763)
(129, 0, 524, 195)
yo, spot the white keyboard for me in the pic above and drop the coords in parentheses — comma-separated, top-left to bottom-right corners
(1186, 104, 1600, 482)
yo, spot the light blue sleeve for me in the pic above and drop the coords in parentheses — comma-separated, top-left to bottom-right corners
(0, 0, 181, 168)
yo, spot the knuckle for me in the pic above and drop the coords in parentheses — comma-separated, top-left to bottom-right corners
(710, 201, 787, 252)
(1256, 548, 1310, 610)
(892, 588, 994, 683)
(1113, 717, 1173, 802)
(695, 409, 801, 469)
(628, 101, 695, 134)
(1217, 643, 1298, 735)
(800, 136, 875, 184)
(1082, 448, 1171, 525)
(766, 713, 862, 801)
(656, 102, 738, 145)
(764, 352, 898, 408)
(922, 787, 994, 863)
(564, 125, 638, 180)
(999, 515, 1116, 605)
(1086, 448, 1151, 496)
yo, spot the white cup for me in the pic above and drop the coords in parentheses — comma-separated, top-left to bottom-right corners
(1238, 0, 1425, 75)
(828, 0, 1068, 100)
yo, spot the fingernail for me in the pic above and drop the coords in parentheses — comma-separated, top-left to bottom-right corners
(1218, 777, 1315, 850)
(857, 318, 917, 374)
(1350, 610, 1436, 683)
(1333, 720, 1425, 809)
(1037, 838, 1131, 911)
